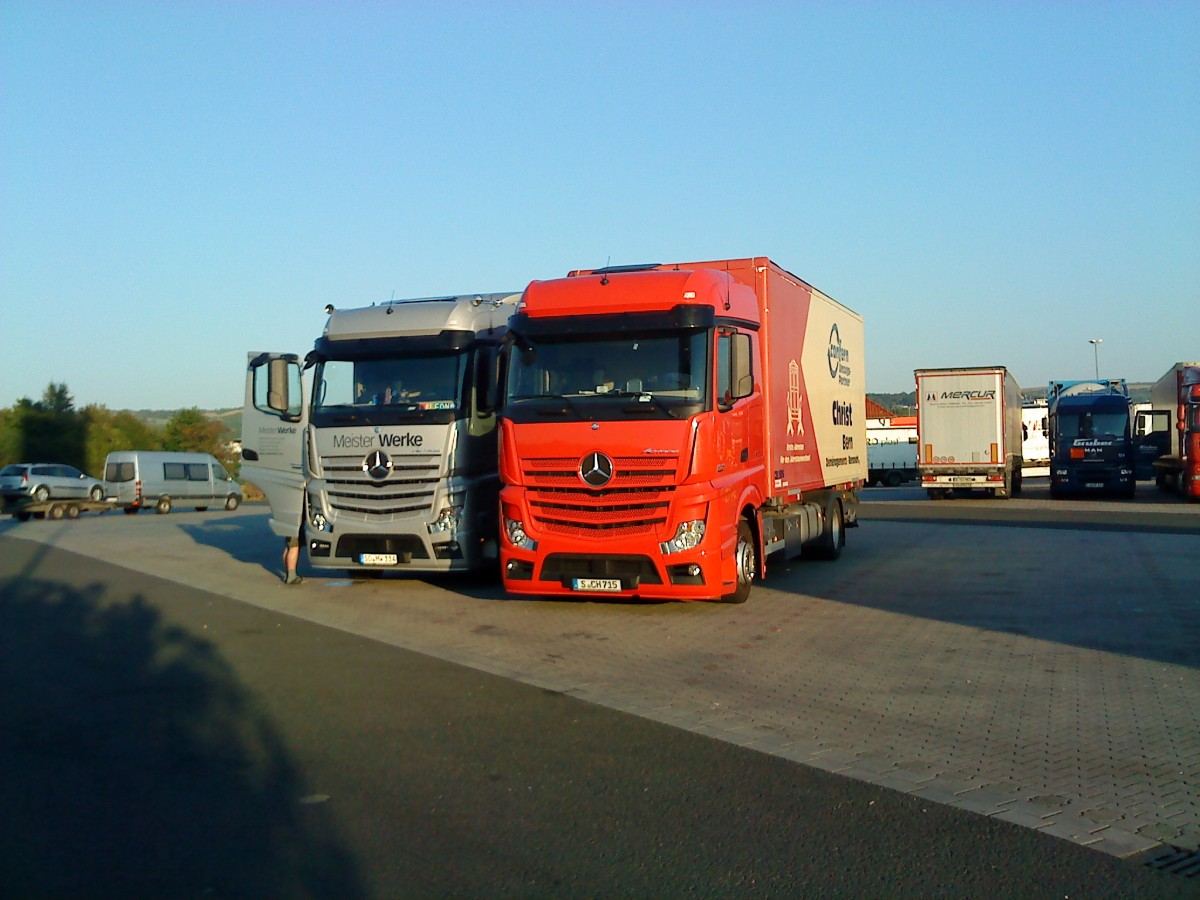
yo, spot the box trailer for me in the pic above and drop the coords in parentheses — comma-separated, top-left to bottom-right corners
(915, 367, 1023, 499)
(499, 257, 865, 603)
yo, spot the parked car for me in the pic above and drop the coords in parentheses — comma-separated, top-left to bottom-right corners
(0, 462, 106, 503)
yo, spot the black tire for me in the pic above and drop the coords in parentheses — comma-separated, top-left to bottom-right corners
(89, 485, 104, 502)
(123, 506, 139, 515)
(156, 496, 172, 515)
(225, 495, 241, 511)
(15, 512, 31, 522)
(33, 485, 50, 503)
(196, 507, 208, 512)
(884, 471, 904, 487)
(66, 504, 81, 520)
(720, 519, 756, 604)
(48, 503, 65, 520)
(814, 500, 845, 560)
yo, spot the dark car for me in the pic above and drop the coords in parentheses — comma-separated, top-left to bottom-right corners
(0, 463, 106, 503)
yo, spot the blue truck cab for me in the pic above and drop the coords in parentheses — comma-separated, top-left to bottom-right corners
(1047, 379, 1135, 498)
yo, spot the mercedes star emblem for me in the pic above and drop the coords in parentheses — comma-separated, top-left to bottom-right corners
(579, 451, 614, 488)
(363, 449, 393, 481)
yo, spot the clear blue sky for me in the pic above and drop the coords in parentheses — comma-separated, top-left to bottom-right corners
(3, 1, 1197, 410)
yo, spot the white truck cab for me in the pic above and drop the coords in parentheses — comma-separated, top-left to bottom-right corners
(242, 292, 519, 575)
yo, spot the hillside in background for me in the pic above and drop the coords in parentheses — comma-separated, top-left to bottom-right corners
(128, 408, 242, 439)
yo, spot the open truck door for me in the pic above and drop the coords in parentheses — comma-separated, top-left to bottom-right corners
(242, 352, 307, 539)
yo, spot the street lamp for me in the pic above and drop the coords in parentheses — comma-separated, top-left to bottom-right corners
(1089, 338, 1102, 380)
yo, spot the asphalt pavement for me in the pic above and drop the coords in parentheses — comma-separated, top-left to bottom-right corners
(1, 534, 1195, 898)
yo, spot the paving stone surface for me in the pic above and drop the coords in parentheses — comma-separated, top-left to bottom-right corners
(3, 494, 1197, 858)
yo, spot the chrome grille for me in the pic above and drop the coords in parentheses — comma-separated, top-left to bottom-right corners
(319, 453, 439, 518)
(523, 455, 679, 536)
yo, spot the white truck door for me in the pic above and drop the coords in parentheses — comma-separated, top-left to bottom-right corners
(242, 352, 307, 538)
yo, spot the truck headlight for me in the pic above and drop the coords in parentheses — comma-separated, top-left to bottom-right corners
(660, 520, 705, 555)
(428, 504, 462, 534)
(504, 516, 537, 551)
(309, 506, 329, 532)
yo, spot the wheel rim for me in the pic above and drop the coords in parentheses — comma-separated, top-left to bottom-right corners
(735, 533, 756, 588)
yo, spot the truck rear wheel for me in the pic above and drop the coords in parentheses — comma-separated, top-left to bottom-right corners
(720, 519, 756, 604)
(225, 495, 241, 511)
(156, 496, 172, 515)
(813, 501, 844, 560)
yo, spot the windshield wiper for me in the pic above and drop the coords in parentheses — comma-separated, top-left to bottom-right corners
(522, 394, 583, 418)
(605, 390, 679, 418)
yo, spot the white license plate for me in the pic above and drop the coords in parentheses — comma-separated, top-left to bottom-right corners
(360, 553, 398, 566)
(948, 476, 979, 484)
(1085, 483, 1104, 488)
(572, 578, 622, 592)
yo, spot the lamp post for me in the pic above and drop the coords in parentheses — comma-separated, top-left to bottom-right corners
(1089, 338, 1102, 380)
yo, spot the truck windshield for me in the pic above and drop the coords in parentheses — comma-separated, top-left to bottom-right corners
(505, 331, 708, 421)
(1057, 410, 1129, 439)
(311, 352, 465, 426)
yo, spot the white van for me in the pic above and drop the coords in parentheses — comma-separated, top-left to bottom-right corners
(104, 451, 243, 514)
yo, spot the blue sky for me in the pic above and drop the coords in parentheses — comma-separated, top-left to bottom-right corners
(3, 1, 1197, 410)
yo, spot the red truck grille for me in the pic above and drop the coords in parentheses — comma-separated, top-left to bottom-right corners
(523, 456, 679, 536)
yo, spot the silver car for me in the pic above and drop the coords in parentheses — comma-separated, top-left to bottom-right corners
(0, 462, 106, 503)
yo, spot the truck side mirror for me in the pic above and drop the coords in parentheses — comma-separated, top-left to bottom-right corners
(731, 333, 753, 400)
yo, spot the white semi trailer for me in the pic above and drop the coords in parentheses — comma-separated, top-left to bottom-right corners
(915, 366, 1024, 499)
(241, 292, 519, 575)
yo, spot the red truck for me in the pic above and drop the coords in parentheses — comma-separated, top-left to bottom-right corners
(498, 258, 866, 603)
(1138, 362, 1200, 500)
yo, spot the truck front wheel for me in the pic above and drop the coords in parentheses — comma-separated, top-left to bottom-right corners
(721, 519, 756, 604)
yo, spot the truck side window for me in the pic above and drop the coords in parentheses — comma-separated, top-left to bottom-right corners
(717, 330, 753, 411)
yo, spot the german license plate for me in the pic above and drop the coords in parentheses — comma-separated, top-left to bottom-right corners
(360, 553, 397, 566)
(948, 476, 978, 484)
(572, 578, 621, 592)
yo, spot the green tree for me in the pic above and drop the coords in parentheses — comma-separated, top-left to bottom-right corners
(4, 383, 86, 468)
(81, 405, 163, 477)
(163, 408, 224, 454)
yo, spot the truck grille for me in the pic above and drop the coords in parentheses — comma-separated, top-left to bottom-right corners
(523, 456, 679, 537)
(319, 454, 440, 518)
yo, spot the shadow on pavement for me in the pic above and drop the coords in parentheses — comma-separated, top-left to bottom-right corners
(178, 509, 282, 577)
(0, 540, 364, 898)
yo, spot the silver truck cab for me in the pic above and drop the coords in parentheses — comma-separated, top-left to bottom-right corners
(242, 292, 519, 575)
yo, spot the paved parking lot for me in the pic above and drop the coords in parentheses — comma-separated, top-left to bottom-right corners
(2, 485, 1197, 859)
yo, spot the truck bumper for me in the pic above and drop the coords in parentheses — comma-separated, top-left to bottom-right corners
(501, 513, 734, 602)
(1050, 466, 1135, 496)
(305, 487, 499, 573)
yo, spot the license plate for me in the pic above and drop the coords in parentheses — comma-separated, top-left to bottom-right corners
(360, 553, 398, 566)
(948, 476, 978, 484)
(572, 578, 622, 592)
(1085, 483, 1103, 489)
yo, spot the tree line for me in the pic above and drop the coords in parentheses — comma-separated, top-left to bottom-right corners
(0, 383, 240, 480)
